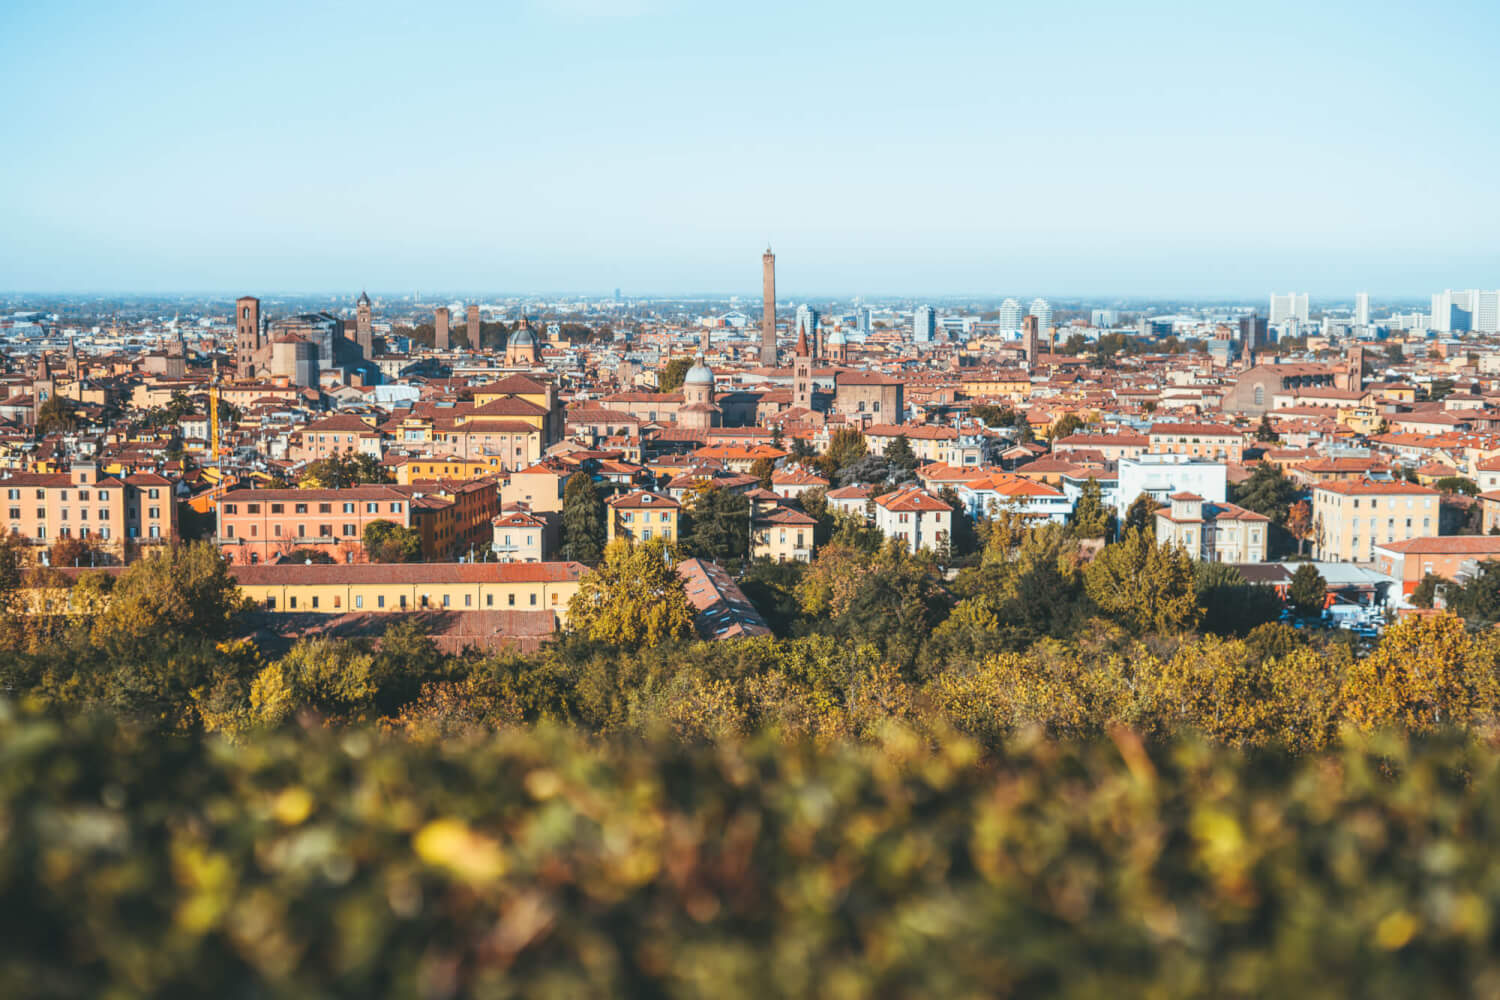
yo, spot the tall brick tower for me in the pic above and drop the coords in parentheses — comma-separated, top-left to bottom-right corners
(1022, 315, 1040, 369)
(760, 246, 777, 366)
(466, 304, 481, 348)
(236, 295, 261, 376)
(434, 307, 450, 350)
(355, 290, 373, 358)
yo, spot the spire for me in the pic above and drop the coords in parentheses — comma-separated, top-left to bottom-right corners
(795, 326, 809, 356)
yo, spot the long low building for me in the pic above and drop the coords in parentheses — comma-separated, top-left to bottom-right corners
(230, 561, 587, 626)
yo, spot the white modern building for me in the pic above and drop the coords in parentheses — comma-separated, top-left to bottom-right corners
(912, 305, 935, 343)
(1116, 455, 1227, 517)
(1027, 298, 1052, 335)
(795, 304, 819, 344)
(1269, 293, 1310, 324)
(1430, 289, 1500, 334)
(1354, 292, 1370, 327)
(998, 297, 1023, 331)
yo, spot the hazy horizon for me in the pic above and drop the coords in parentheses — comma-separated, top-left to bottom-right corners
(4, 0, 1497, 295)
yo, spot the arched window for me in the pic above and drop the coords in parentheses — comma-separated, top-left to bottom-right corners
(1253, 385, 1265, 406)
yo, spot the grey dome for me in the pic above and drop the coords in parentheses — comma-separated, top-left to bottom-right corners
(684, 356, 715, 385)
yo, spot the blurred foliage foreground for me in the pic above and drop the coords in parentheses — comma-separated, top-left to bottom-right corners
(6, 711, 1500, 999)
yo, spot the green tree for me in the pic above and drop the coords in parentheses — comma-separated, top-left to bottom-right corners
(560, 472, 606, 564)
(1083, 528, 1199, 634)
(1288, 563, 1326, 617)
(363, 520, 422, 563)
(1048, 412, 1084, 442)
(1069, 477, 1111, 539)
(681, 487, 751, 563)
(884, 435, 919, 478)
(1123, 492, 1157, 536)
(284, 548, 336, 565)
(658, 357, 695, 393)
(749, 456, 775, 490)
(1410, 572, 1446, 609)
(1195, 561, 1282, 637)
(567, 538, 695, 649)
(1233, 461, 1299, 524)
(1256, 414, 1278, 442)
(1434, 476, 1479, 496)
(297, 453, 391, 489)
(1441, 561, 1500, 624)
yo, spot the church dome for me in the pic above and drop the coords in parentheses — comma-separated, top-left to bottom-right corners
(684, 356, 715, 385)
(509, 326, 535, 347)
(825, 328, 847, 346)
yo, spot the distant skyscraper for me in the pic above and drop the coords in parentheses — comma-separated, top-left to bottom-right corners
(1430, 289, 1499, 334)
(1354, 292, 1370, 327)
(795, 304, 820, 357)
(1238, 314, 1270, 354)
(1269, 293, 1309, 324)
(1090, 309, 1119, 329)
(761, 247, 777, 366)
(1027, 298, 1052, 338)
(912, 305, 935, 343)
(434, 306, 450, 350)
(998, 297, 1023, 331)
(855, 306, 872, 339)
(614, 287, 621, 300)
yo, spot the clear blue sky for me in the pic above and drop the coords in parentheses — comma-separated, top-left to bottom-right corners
(2, 0, 1497, 297)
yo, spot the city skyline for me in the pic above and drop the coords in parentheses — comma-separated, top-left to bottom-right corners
(4, 1, 1498, 295)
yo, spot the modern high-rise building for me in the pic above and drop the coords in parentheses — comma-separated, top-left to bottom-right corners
(1430, 290, 1500, 334)
(1027, 298, 1052, 338)
(1238, 314, 1270, 354)
(855, 306, 872, 340)
(998, 297, 1023, 331)
(1354, 292, 1370, 327)
(1269, 293, 1309, 324)
(760, 247, 777, 366)
(912, 305, 935, 343)
(1090, 309, 1119, 328)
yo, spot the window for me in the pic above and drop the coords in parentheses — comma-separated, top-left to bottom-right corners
(530, 593, 537, 606)
(343, 524, 356, 537)
(148, 507, 159, 520)
(442, 594, 450, 608)
(311, 596, 319, 609)
(295, 503, 308, 514)
(224, 503, 238, 515)
(289, 596, 298, 609)
(225, 525, 235, 539)
(487, 594, 494, 607)
(247, 503, 260, 514)
(399, 595, 407, 609)
(343, 502, 354, 513)
(271, 503, 284, 514)
(355, 595, 363, 609)
(391, 503, 402, 514)
(333, 596, 341, 608)
(366, 502, 377, 513)
(508, 594, 515, 606)
(320, 525, 333, 537)
(378, 595, 385, 609)
(148, 489, 159, 500)
(319, 503, 332, 514)
(266, 597, 275, 610)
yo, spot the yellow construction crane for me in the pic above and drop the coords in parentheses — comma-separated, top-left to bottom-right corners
(209, 358, 222, 464)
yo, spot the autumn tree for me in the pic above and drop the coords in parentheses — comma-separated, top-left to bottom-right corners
(658, 357, 695, 393)
(34, 396, 78, 434)
(297, 453, 391, 488)
(560, 472, 606, 564)
(567, 538, 695, 649)
(363, 520, 422, 563)
(1233, 461, 1300, 524)
(1083, 528, 1199, 635)
(749, 456, 775, 490)
(1341, 613, 1499, 732)
(818, 428, 867, 481)
(1286, 499, 1313, 556)
(94, 542, 249, 650)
